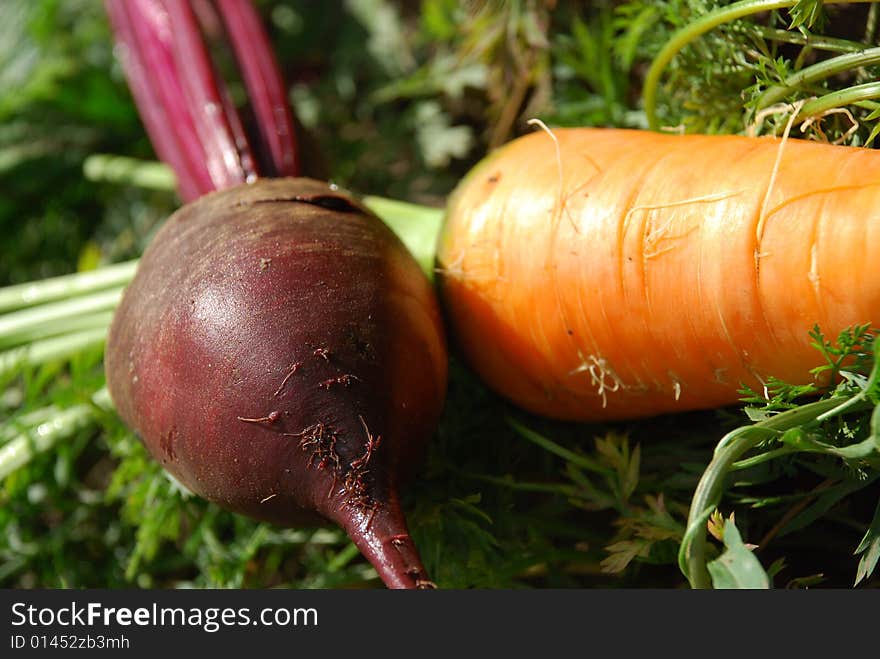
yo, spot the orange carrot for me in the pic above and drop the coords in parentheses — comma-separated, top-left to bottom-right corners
(436, 127, 880, 421)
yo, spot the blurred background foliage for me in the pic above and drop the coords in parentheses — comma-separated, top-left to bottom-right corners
(1, 0, 648, 286)
(1, 0, 878, 589)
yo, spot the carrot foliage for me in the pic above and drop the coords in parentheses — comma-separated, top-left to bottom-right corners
(642, 0, 880, 141)
(680, 327, 879, 588)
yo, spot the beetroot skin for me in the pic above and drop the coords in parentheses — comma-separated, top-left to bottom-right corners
(105, 178, 448, 589)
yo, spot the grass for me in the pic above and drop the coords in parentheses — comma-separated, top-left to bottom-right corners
(0, 0, 878, 589)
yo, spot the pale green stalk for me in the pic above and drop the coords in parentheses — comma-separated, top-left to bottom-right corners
(0, 328, 108, 380)
(0, 261, 137, 314)
(0, 289, 122, 347)
(796, 82, 880, 118)
(0, 388, 112, 481)
(745, 25, 871, 53)
(757, 47, 880, 110)
(83, 154, 177, 192)
(1, 408, 56, 441)
(0, 311, 112, 350)
(361, 195, 444, 278)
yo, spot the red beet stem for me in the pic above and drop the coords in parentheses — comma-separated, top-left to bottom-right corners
(106, 0, 299, 197)
(160, 0, 247, 191)
(337, 494, 434, 590)
(187, 0, 259, 182)
(105, 0, 211, 200)
(217, 82, 259, 184)
(215, 0, 300, 177)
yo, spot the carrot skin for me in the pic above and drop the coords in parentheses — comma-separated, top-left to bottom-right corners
(437, 128, 880, 421)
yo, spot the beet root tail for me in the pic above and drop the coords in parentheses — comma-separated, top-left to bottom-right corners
(336, 496, 435, 590)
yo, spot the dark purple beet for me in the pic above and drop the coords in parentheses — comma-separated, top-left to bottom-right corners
(105, 178, 447, 589)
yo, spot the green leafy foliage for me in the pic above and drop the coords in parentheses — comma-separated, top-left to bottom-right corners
(681, 327, 879, 587)
(706, 517, 770, 589)
(641, 0, 880, 140)
(788, 0, 828, 32)
(854, 498, 880, 585)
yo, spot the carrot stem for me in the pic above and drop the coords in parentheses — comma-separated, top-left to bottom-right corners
(796, 81, 880, 118)
(361, 195, 444, 279)
(756, 47, 880, 110)
(746, 25, 870, 53)
(643, 0, 879, 131)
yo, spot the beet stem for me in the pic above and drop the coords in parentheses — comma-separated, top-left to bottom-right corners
(214, 0, 300, 177)
(105, 0, 211, 200)
(188, 0, 259, 183)
(107, 0, 299, 197)
(160, 0, 247, 191)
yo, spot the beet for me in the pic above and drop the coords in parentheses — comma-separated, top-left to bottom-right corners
(105, 178, 448, 589)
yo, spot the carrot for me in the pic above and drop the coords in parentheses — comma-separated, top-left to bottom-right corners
(436, 127, 880, 421)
